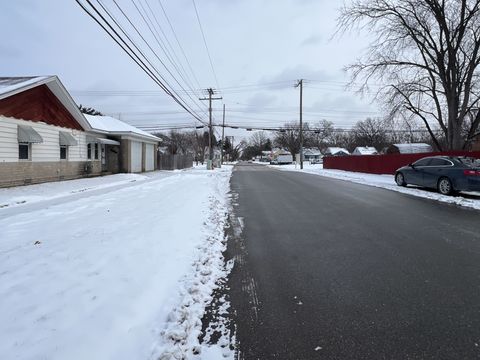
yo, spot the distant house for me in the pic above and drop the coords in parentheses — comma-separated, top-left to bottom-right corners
(325, 147, 350, 156)
(0, 76, 97, 187)
(84, 115, 160, 173)
(302, 148, 322, 161)
(386, 143, 433, 154)
(353, 146, 378, 155)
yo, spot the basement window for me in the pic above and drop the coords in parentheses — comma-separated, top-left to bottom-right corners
(19, 143, 30, 160)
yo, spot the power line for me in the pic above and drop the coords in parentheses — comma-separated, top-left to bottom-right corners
(75, 0, 209, 126)
(104, 0, 208, 118)
(157, 0, 203, 90)
(191, 0, 221, 92)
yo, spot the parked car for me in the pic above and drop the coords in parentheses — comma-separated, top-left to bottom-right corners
(395, 156, 480, 195)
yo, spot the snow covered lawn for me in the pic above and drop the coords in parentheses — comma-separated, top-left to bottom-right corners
(270, 163, 480, 210)
(0, 173, 150, 209)
(0, 166, 234, 360)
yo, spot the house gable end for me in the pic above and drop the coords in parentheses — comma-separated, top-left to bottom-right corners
(0, 84, 83, 130)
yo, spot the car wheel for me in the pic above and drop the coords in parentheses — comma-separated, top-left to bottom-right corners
(437, 177, 454, 195)
(395, 172, 406, 187)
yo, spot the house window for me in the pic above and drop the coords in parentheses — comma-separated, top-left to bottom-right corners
(87, 143, 92, 159)
(60, 145, 68, 160)
(94, 143, 99, 160)
(19, 143, 30, 160)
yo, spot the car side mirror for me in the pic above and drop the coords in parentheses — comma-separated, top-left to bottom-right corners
(409, 163, 414, 168)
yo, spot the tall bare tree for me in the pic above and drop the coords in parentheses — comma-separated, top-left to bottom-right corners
(274, 122, 312, 158)
(338, 0, 480, 150)
(351, 117, 389, 150)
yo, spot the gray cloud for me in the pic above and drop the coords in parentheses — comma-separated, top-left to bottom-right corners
(301, 34, 323, 47)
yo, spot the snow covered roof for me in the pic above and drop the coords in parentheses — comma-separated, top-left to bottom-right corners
(272, 148, 290, 155)
(84, 115, 160, 142)
(326, 147, 350, 155)
(353, 146, 378, 155)
(0, 76, 91, 131)
(392, 143, 433, 154)
(303, 148, 322, 156)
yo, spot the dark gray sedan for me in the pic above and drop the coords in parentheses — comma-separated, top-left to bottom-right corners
(395, 156, 480, 195)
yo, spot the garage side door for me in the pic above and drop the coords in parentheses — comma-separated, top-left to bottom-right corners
(131, 141, 142, 173)
(145, 144, 154, 171)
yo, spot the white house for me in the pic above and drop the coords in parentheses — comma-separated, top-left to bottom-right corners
(84, 115, 160, 173)
(302, 148, 322, 161)
(353, 146, 378, 155)
(325, 147, 350, 156)
(0, 76, 98, 187)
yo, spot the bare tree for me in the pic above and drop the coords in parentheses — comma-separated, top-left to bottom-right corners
(338, 0, 480, 150)
(310, 120, 335, 152)
(274, 122, 312, 158)
(351, 117, 389, 150)
(249, 131, 270, 151)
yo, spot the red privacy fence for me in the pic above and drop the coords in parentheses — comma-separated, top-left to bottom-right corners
(323, 151, 480, 175)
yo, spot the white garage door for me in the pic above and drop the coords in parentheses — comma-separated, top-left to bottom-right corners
(145, 144, 155, 171)
(131, 141, 142, 173)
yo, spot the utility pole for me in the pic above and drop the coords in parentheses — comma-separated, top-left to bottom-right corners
(199, 88, 222, 169)
(295, 79, 304, 169)
(221, 104, 225, 165)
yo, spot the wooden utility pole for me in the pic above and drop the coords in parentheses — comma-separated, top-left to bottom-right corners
(221, 104, 225, 165)
(199, 88, 222, 168)
(295, 79, 304, 169)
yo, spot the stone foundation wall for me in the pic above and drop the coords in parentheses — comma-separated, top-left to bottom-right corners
(0, 161, 102, 188)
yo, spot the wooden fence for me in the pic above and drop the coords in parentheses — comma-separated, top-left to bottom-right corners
(158, 154, 194, 170)
(323, 151, 480, 175)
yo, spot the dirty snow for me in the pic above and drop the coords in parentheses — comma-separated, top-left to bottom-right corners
(270, 163, 480, 210)
(0, 166, 234, 360)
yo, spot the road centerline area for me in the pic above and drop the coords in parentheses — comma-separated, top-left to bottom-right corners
(227, 163, 480, 360)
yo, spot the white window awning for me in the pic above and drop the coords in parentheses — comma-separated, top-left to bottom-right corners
(18, 125, 43, 143)
(98, 138, 120, 146)
(59, 131, 78, 146)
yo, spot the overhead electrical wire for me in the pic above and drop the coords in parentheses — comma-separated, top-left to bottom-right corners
(157, 0, 202, 90)
(102, 0, 208, 118)
(75, 0, 209, 126)
(191, 0, 222, 93)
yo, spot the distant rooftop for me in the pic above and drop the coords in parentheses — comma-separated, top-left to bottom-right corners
(392, 143, 433, 154)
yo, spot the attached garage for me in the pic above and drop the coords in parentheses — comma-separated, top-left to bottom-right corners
(130, 141, 143, 173)
(84, 115, 160, 174)
(145, 144, 155, 171)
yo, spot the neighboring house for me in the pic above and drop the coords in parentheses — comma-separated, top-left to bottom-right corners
(325, 147, 350, 156)
(84, 115, 160, 173)
(352, 146, 378, 155)
(0, 76, 99, 187)
(302, 148, 322, 161)
(386, 143, 433, 154)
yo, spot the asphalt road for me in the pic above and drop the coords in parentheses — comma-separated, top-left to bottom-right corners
(227, 163, 480, 360)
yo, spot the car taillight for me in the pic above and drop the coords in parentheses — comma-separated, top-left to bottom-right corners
(463, 169, 480, 176)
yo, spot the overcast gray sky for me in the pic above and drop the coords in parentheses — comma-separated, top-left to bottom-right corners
(2, 0, 379, 141)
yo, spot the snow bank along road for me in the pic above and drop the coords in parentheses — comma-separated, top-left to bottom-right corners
(269, 163, 480, 210)
(0, 167, 234, 360)
(228, 163, 480, 359)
